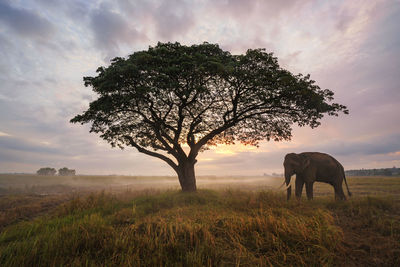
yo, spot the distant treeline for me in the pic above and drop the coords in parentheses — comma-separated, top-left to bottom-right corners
(36, 167, 76, 176)
(345, 167, 400, 176)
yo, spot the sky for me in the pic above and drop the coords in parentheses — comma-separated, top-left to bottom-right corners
(0, 0, 399, 176)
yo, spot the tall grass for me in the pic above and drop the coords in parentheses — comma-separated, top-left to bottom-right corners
(0, 190, 347, 266)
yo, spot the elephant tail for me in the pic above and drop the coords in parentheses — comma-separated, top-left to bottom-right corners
(343, 171, 352, 197)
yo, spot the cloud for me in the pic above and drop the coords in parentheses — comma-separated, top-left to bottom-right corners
(0, 0, 399, 175)
(152, 0, 196, 40)
(312, 134, 400, 157)
(211, 0, 307, 21)
(0, 134, 64, 156)
(334, 7, 356, 32)
(89, 4, 147, 57)
(116, 0, 197, 41)
(0, 1, 55, 40)
(0, 131, 11, 137)
(35, 0, 89, 21)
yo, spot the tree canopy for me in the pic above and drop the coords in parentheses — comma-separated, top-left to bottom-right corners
(58, 167, 76, 176)
(37, 167, 57, 176)
(71, 42, 348, 191)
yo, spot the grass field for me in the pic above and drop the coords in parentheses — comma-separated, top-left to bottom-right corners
(0, 174, 399, 266)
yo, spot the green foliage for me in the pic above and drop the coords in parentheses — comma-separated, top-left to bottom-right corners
(72, 43, 348, 148)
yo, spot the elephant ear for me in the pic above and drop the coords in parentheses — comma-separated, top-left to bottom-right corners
(285, 153, 296, 162)
(299, 154, 310, 171)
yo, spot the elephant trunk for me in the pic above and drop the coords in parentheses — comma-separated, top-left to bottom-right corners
(285, 172, 292, 200)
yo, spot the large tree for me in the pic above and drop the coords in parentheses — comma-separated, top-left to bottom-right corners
(71, 42, 348, 192)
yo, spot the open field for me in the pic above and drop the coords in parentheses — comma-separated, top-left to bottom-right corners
(0, 174, 286, 194)
(3, 174, 400, 196)
(0, 174, 400, 266)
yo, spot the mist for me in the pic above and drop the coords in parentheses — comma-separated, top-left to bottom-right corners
(0, 174, 285, 196)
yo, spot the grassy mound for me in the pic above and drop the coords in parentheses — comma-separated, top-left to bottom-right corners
(0, 190, 399, 266)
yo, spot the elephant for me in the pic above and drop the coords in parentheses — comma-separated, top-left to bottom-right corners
(283, 152, 352, 200)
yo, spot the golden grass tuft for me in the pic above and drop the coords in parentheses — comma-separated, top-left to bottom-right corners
(1, 176, 400, 266)
(0, 190, 348, 266)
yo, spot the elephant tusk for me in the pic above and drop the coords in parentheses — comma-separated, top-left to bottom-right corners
(278, 181, 292, 190)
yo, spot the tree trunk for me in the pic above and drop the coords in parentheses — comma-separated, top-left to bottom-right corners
(177, 160, 197, 192)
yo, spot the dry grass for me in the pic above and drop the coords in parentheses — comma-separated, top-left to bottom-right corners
(0, 190, 345, 266)
(0, 175, 399, 266)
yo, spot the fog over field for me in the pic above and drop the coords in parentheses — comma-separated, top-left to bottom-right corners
(2, 174, 399, 200)
(0, 174, 284, 195)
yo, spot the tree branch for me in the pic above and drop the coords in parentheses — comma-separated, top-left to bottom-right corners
(189, 121, 236, 160)
(124, 135, 179, 172)
(141, 96, 187, 159)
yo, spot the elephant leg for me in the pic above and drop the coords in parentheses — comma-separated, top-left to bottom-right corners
(334, 183, 346, 200)
(305, 182, 314, 200)
(287, 185, 292, 200)
(295, 178, 304, 199)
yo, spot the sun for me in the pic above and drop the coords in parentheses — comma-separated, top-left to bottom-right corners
(213, 143, 258, 155)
